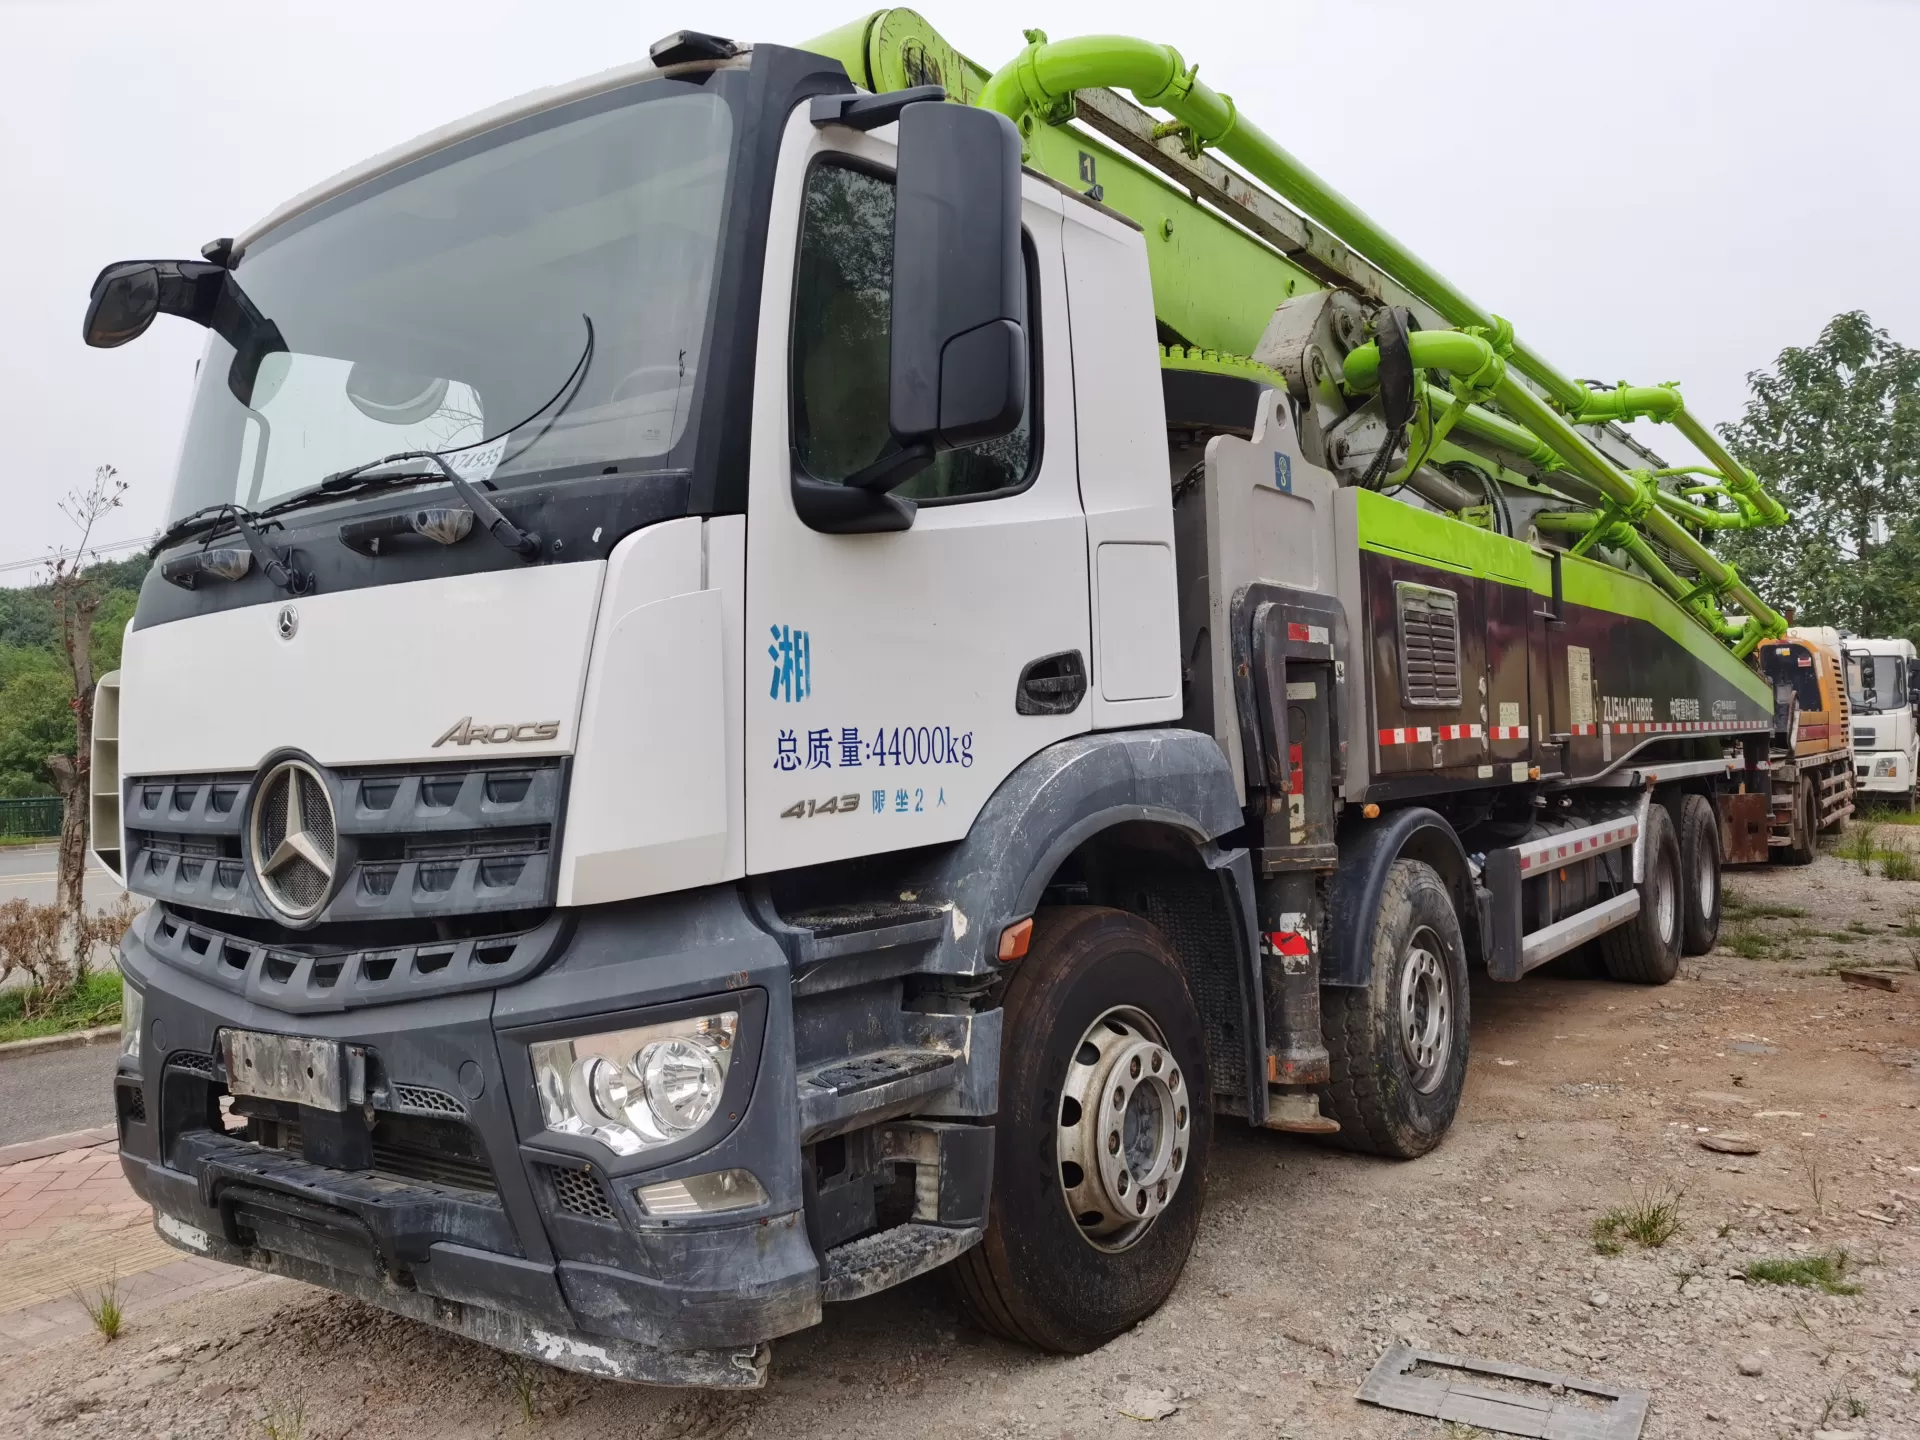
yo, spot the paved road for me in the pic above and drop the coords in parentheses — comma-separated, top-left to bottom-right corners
(0, 845, 128, 910)
(0, 1042, 119, 1147)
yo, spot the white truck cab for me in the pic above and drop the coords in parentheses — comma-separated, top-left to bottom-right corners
(1847, 637, 1920, 805)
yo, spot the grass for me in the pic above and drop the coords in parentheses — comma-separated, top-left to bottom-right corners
(260, 1399, 307, 1440)
(1840, 823, 1878, 873)
(1742, 1251, 1861, 1295)
(1820, 1386, 1869, 1424)
(75, 1275, 123, 1340)
(505, 1356, 540, 1424)
(0, 969, 122, 1045)
(1722, 893, 1807, 920)
(1722, 925, 1775, 959)
(0, 833, 58, 848)
(1591, 1190, 1684, 1255)
(1884, 848, 1918, 881)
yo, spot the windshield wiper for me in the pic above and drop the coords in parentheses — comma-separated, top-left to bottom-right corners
(325, 451, 542, 558)
(253, 314, 595, 533)
(155, 504, 312, 594)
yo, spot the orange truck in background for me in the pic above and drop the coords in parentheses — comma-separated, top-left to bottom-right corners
(1755, 626, 1856, 863)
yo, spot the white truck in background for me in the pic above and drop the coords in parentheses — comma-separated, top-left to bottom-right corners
(1847, 637, 1920, 807)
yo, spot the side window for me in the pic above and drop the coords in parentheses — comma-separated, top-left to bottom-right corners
(790, 161, 1038, 503)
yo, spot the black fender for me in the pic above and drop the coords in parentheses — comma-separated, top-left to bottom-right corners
(1323, 806, 1481, 986)
(913, 727, 1249, 973)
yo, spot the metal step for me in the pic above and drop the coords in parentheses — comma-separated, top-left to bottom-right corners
(820, 1221, 983, 1303)
(798, 1048, 958, 1138)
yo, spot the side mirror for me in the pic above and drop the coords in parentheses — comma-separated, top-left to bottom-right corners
(82, 257, 286, 404)
(83, 263, 162, 347)
(887, 101, 1026, 457)
(792, 98, 1027, 535)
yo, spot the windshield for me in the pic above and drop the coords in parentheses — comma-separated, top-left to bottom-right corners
(1847, 651, 1905, 713)
(167, 85, 733, 523)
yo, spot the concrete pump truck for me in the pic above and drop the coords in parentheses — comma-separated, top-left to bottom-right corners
(83, 10, 1801, 1386)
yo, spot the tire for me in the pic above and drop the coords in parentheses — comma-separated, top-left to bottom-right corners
(1315, 859, 1469, 1159)
(1780, 778, 1816, 867)
(951, 906, 1211, 1353)
(1600, 801, 1683, 983)
(1675, 793, 1722, 956)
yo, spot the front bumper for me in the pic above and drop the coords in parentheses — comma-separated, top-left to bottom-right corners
(114, 885, 818, 1386)
(1854, 750, 1912, 793)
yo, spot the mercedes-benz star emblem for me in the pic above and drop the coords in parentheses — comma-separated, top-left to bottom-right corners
(276, 604, 299, 640)
(249, 759, 338, 922)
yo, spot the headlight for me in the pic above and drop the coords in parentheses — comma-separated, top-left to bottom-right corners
(1874, 755, 1900, 777)
(120, 983, 144, 1063)
(530, 1011, 737, 1156)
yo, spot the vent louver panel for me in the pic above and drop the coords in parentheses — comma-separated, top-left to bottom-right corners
(1396, 583, 1462, 709)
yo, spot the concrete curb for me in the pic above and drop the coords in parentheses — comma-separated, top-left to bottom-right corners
(0, 1025, 120, 1061)
(0, 1125, 117, 1168)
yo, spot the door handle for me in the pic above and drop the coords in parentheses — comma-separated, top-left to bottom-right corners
(1016, 651, 1087, 716)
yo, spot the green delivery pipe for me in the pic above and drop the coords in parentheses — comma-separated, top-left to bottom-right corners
(977, 32, 1790, 530)
(978, 34, 1593, 412)
(1345, 333, 1785, 646)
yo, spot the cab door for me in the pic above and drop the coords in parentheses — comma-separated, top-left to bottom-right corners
(743, 107, 1090, 875)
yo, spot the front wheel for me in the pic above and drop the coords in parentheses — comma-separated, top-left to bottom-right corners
(1316, 859, 1470, 1159)
(951, 907, 1211, 1353)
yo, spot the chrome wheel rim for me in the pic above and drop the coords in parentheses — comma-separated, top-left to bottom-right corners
(1397, 929, 1451, 1094)
(1057, 1007, 1189, 1252)
(1695, 838, 1716, 918)
(1653, 845, 1679, 945)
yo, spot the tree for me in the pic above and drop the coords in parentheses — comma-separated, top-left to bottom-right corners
(1714, 311, 1920, 636)
(41, 464, 129, 998)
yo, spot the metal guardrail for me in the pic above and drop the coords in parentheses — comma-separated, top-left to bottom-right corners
(0, 796, 62, 838)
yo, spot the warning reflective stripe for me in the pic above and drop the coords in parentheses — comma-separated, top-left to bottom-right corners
(1376, 726, 1434, 745)
(1515, 818, 1640, 874)
(1488, 725, 1530, 740)
(1436, 724, 1483, 740)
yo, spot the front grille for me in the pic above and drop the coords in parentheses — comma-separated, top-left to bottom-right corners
(139, 905, 565, 1015)
(1855, 727, 1877, 748)
(391, 1084, 465, 1116)
(124, 757, 564, 927)
(542, 1163, 616, 1221)
(265, 1111, 496, 1193)
(120, 1084, 146, 1124)
(167, 1050, 217, 1078)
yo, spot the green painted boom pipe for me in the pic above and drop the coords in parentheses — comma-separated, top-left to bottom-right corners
(978, 33, 1593, 413)
(1670, 408, 1788, 526)
(976, 30, 1789, 532)
(1419, 383, 1572, 477)
(1346, 332, 1785, 644)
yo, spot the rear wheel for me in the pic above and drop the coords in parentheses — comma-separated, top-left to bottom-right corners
(951, 907, 1211, 1353)
(1600, 802, 1683, 983)
(1316, 859, 1469, 1159)
(1675, 793, 1722, 956)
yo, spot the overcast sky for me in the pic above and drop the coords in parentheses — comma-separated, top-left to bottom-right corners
(4, 0, 1917, 574)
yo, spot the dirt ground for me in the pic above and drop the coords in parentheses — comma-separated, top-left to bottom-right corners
(3, 848, 1916, 1440)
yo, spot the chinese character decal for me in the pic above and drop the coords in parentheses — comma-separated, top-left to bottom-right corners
(768, 625, 811, 703)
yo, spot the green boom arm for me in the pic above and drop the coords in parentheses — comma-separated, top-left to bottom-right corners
(970, 29, 1789, 653)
